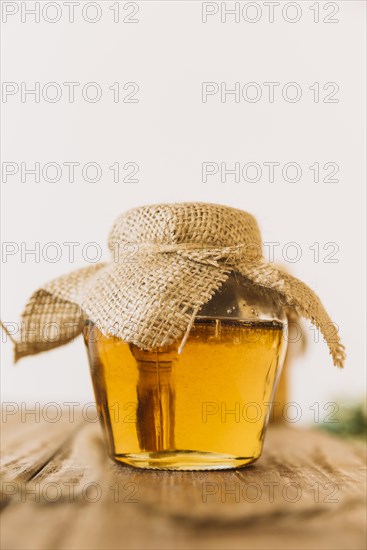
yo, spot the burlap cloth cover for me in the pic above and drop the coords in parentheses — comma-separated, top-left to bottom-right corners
(8, 203, 345, 367)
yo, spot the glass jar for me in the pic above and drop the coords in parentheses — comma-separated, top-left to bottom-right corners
(84, 272, 287, 470)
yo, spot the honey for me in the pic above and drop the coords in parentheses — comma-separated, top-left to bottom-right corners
(85, 318, 286, 470)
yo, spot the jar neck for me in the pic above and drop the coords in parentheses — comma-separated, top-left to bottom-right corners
(197, 272, 287, 324)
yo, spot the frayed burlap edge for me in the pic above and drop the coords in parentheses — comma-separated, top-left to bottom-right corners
(2, 257, 345, 368)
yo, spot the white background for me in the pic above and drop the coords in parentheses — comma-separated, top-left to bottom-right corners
(1, 0, 366, 423)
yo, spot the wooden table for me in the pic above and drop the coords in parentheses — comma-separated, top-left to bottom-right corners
(1, 410, 366, 550)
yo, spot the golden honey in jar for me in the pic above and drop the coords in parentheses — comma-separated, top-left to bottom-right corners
(84, 273, 287, 470)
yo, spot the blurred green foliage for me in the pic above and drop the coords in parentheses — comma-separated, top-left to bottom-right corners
(320, 399, 367, 440)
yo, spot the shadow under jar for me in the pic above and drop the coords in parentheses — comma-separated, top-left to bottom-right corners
(84, 273, 288, 470)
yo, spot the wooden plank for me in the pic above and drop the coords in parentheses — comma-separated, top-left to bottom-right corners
(1, 408, 84, 484)
(0, 416, 366, 550)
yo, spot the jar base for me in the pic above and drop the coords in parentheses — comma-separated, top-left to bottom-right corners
(112, 451, 259, 471)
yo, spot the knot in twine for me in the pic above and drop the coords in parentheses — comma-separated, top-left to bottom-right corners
(110, 241, 263, 268)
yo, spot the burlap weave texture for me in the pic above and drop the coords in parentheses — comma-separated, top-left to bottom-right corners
(8, 203, 345, 367)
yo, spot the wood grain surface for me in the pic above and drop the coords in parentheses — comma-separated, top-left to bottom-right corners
(1, 410, 366, 550)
